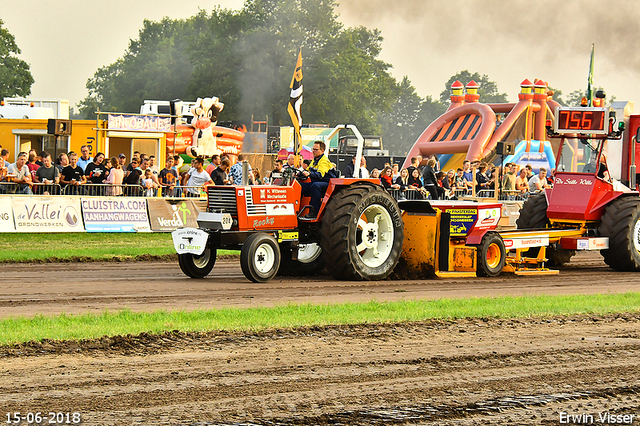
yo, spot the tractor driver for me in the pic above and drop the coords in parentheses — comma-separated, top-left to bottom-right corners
(299, 140, 335, 218)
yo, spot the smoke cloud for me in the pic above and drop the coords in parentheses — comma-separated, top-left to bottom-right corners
(336, 0, 640, 100)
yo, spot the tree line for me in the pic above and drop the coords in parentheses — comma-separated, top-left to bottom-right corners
(0, 3, 611, 156)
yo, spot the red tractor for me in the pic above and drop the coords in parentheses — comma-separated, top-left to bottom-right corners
(516, 94, 640, 270)
(173, 125, 404, 282)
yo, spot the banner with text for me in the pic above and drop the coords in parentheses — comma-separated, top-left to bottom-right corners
(0, 197, 16, 232)
(12, 197, 84, 232)
(81, 198, 151, 232)
(147, 199, 206, 232)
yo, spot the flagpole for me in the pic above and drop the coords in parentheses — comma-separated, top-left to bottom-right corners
(587, 43, 594, 107)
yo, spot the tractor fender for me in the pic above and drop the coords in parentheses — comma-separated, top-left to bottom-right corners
(316, 179, 381, 219)
(465, 228, 492, 246)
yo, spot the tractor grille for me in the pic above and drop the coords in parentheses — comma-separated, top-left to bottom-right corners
(207, 186, 237, 219)
(245, 189, 267, 215)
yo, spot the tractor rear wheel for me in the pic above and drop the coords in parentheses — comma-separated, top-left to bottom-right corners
(516, 193, 575, 266)
(599, 197, 640, 271)
(320, 184, 403, 280)
(241, 233, 281, 282)
(278, 243, 326, 276)
(476, 232, 506, 277)
(178, 248, 217, 279)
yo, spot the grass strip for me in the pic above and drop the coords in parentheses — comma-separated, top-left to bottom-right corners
(1, 292, 639, 346)
(0, 233, 237, 262)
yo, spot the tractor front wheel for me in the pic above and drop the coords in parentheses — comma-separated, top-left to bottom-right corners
(178, 248, 217, 279)
(278, 243, 326, 276)
(320, 184, 403, 280)
(599, 197, 640, 271)
(241, 233, 281, 282)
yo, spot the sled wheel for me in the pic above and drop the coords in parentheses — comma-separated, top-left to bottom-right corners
(178, 248, 217, 279)
(599, 197, 640, 271)
(516, 193, 575, 266)
(241, 233, 281, 283)
(476, 233, 506, 277)
(320, 184, 403, 280)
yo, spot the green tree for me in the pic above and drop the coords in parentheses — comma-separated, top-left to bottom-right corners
(0, 19, 34, 99)
(563, 87, 614, 107)
(439, 70, 507, 105)
(79, 16, 203, 117)
(379, 76, 445, 156)
(78, 0, 399, 135)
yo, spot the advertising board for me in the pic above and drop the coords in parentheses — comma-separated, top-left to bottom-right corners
(12, 197, 83, 232)
(81, 198, 150, 232)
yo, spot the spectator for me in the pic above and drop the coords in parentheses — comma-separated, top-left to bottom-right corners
(117, 153, 127, 171)
(502, 163, 517, 193)
(56, 152, 69, 174)
(36, 151, 45, 167)
(229, 153, 253, 185)
(141, 169, 159, 197)
(123, 157, 142, 196)
(437, 171, 450, 198)
(370, 168, 380, 179)
(528, 167, 551, 192)
(475, 163, 491, 195)
(252, 168, 263, 185)
(302, 159, 311, 170)
(392, 164, 400, 181)
(185, 156, 214, 196)
(34, 152, 60, 194)
(60, 152, 86, 194)
(344, 155, 357, 178)
(408, 168, 427, 199)
(85, 152, 108, 195)
(270, 159, 284, 179)
(359, 156, 370, 178)
(158, 156, 179, 196)
(7, 152, 33, 194)
(26, 151, 39, 181)
(284, 154, 297, 169)
(407, 156, 420, 179)
(77, 145, 93, 171)
(106, 157, 124, 196)
(206, 154, 221, 175)
(148, 155, 160, 176)
(423, 157, 442, 200)
(0, 148, 9, 165)
(209, 158, 231, 186)
(380, 166, 400, 191)
(395, 168, 410, 198)
(515, 168, 530, 194)
(462, 160, 474, 191)
(525, 164, 535, 181)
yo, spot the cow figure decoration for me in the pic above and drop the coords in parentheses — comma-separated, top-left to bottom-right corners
(187, 97, 225, 158)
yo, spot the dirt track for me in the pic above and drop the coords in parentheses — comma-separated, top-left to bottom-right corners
(1, 252, 640, 425)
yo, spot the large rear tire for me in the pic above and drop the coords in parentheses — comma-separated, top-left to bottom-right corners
(516, 193, 575, 266)
(278, 243, 326, 276)
(178, 248, 217, 279)
(320, 184, 403, 280)
(241, 233, 281, 283)
(476, 232, 506, 277)
(599, 197, 640, 271)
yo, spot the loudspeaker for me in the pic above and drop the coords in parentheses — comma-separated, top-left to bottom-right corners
(47, 119, 72, 136)
(496, 141, 515, 155)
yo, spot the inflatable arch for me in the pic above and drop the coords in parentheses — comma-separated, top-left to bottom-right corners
(403, 79, 558, 172)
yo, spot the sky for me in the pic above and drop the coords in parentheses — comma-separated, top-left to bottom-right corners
(2, 0, 640, 112)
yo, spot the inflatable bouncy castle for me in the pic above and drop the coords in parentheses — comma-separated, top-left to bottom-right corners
(165, 97, 244, 164)
(403, 79, 558, 174)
